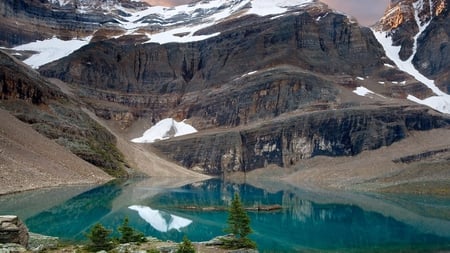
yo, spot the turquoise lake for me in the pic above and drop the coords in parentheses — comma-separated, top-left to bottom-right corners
(1, 178, 450, 252)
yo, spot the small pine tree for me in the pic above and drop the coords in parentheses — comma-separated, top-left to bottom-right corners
(222, 193, 256, 249)
(118, 217, 146, 243)
(85, 223, 113, 252)
(176, 235, 195, 253)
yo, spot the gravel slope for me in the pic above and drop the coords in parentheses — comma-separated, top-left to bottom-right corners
(0, 108, 113, 195)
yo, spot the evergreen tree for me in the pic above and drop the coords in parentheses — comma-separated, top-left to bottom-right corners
(85, 223, 113, 252)
(222, 193, 256, 249)
(118, 217, 146, 243)
(176, 235, 196, 253)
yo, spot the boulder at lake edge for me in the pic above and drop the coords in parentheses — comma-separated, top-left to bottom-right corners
(0, 215, 29, 247)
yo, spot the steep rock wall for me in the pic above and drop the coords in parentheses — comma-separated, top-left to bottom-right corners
(39, 8, 389, 129)
(152, 106, 450, 175)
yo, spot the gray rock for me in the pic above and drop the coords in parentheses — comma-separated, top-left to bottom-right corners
(28, 233, 59, 252)
(152, 105, 450, 175)
(0, 243, 27, 253)
(0, 216, 29, 248)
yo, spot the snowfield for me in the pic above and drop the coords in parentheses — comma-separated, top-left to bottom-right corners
(131, 118, 197, 143)
(13, 36, 91, 69)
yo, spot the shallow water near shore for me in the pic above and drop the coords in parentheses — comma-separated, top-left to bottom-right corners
(1, 178, 450, 252)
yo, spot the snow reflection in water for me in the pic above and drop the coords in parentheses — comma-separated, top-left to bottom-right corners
(129, 205, 192, 233)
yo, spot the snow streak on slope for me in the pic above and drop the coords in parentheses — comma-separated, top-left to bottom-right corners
(13, 36, 91, 69)
(131, 118, 197, 143)
(372, 0, 450, 114)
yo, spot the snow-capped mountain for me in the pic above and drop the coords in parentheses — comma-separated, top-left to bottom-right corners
(0, 0, 322, 48)
(1, 0, 323, 66)
(6, 0, 334, 69)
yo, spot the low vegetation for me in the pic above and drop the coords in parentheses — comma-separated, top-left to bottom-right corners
(85, 217, 146, 252)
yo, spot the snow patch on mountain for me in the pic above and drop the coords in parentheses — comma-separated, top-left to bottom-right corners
(131, 118, 197, 143)
(353, 86, 385, 99)
(13, 36, 91, 69)
(353, 86, 373, 96)
(372, 0, 450, 114)
(248, 0, 313, 16)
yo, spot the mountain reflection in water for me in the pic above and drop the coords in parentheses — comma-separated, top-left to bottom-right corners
(129, 205, 192, 232)
(1, 178, 449, 252)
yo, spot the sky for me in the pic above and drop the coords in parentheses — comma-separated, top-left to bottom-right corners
(144, 0, 390, 26)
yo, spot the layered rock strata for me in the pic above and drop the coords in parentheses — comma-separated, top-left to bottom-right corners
(39, 5, 404, 128)
(152, 105, 450, 175)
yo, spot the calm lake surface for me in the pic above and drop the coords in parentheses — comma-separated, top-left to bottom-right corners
(1, 178, 450, 252)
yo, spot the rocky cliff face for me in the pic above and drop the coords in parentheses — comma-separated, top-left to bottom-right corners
(376, 0, 449, 92)
(152, 105, 450, 175)
(0, 51, 62, 104)
(39, 3, 399, 128)
(41, 7, 385, 93)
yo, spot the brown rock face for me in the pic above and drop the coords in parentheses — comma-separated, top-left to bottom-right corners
(0, 50, 62, 104)
(0, 216, 29, 247)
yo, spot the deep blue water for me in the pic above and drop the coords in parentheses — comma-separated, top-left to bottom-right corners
(1, 178, 450, 252)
